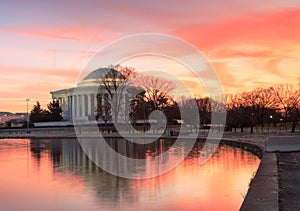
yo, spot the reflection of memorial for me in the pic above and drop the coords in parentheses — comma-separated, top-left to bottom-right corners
(27, 138, 259, 209)
(29, 138, 178, 202)
(50, 68, 130, 122)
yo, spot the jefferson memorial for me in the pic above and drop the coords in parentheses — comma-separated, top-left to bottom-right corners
(50, 68, 130, 122)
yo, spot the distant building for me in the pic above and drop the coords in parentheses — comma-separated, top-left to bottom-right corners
(11, 122, 24, 128)
(0, 122, 5, 128)
(0, 114, 25, 128)
(50, 68, 131, 122)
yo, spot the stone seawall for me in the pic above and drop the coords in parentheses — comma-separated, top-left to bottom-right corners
(240, 153, 278, 211)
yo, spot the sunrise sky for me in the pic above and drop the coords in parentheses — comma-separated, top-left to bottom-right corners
(1, 0, 300, 112)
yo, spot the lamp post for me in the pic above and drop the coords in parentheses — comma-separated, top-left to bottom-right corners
(26, 98, 30, 133)
(268, 115, 273, 132)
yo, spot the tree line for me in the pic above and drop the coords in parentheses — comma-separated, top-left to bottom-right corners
(28, 65, 299, 133)
(106, 65, 299, 133)
(226, 84, 299, 133)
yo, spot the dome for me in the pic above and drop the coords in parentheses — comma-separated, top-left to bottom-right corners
(78, 68, 125, 87)
(83, 68, 125, 80)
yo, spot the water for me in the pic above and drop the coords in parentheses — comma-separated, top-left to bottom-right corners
(0, 138, 260, 211)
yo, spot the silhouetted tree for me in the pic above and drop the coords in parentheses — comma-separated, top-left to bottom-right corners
(226, 93, 244, 132)
(30, 100, 62, 123)
(129, 90, 149, 122)
(272, 84, 300, 132)
(30, 101, 49, 122)
(135, 74, 175, 111)
(99, 65, 136, 124)
(47, 99, 62, 121)
(196, 97, 212, 127)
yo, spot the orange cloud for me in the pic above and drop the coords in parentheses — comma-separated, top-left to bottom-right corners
(174, 8, 300, 93)
(175, 8, 300, 48)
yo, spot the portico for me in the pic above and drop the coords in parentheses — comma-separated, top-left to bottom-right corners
(51, 87, 109, 121)
(50, 68, 129, 122)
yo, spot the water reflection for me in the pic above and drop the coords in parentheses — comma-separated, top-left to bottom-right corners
(0, 138, 260, 211)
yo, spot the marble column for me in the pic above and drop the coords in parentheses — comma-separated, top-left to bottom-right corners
(90, 94, 94, 117)
(87, 94, 91, 117)
(82, 94, 86, 118)
(94, 94, 97, 117)
(85, 95, 88, 117)
(61, 97, 66, 120)
(72, 95, 75, 119)
(76, 95, 80, 117)
(68, 96, 72, 120)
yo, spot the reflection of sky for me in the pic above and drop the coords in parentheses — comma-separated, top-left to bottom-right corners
(0, 138, 260, 210)
(1, 1, 300, 112)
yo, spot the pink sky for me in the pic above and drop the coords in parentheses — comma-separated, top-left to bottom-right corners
(0, 1, 300, 112)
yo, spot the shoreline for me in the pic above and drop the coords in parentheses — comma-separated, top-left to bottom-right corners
(0, 128, 265, 158)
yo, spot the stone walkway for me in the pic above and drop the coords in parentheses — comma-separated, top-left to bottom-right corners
(277, 152, 300, 210)
(240, 153, 278, 211)
(241, 141, 300, 211)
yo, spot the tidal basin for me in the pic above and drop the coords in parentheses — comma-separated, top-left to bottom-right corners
(0, 138, 259, 210)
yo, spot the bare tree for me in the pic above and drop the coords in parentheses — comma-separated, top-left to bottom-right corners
(272, 84, 300, 132)
(132, 74, 176, 133)
(240, 88, 275, 133)
(245, 87, 277, 132)
(196, 97, 211, 127)
(226, 93, 245, 132)
(99, 65, 136, 124)
(210, 97, 226, 133)
(134, 75, 175, 110)
(238, 92, 257, 133)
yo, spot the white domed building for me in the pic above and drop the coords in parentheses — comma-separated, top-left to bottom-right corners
(50, 68, 130, 123)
